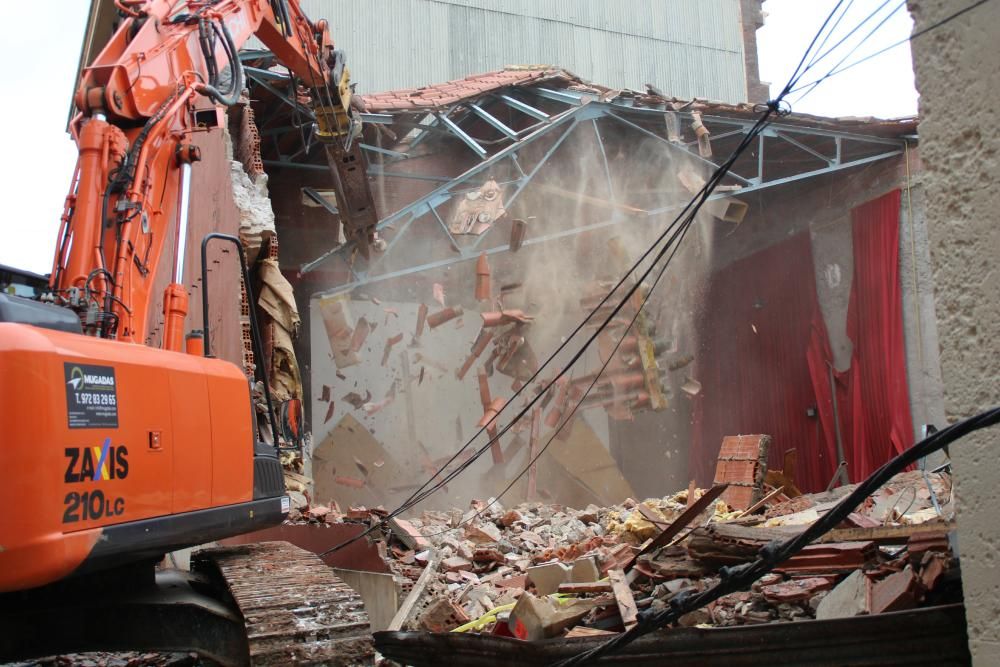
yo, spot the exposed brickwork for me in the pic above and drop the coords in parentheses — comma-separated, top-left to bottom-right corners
(739, 0, 769, 104)
(713, 434, 771, 510)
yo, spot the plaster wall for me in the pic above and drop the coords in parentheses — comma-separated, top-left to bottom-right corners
(908, 0, 1000, 661)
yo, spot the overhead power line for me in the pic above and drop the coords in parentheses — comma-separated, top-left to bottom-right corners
(790, 0, 994, 99)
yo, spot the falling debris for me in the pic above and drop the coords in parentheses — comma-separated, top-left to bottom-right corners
(449, 179, 506, 235)
(350, 317, 371, 353)
(681, 377, 702, 396)
(475, 253, 492, 302)
(433, 283, 447, 308)
(481, 310, 533, 327)
(427, 306, 463, 329)
(382, 333, 404, 366)
(415, 303, 429, 338)
(342, 390, 373, 409)
(509, 218, 528, 252)
(457, 330, 494, 380)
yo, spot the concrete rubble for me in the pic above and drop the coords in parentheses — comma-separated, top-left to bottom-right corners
(286, 466, 956, 644)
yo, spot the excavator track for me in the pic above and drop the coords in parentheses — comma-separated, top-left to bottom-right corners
(193, 541, 374, 666)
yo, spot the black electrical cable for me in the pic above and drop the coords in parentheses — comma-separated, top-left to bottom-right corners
(807, 0, 857, 69)
(790, 0, 994, 97)
(784, 0, 850, 90)
(796, 0, 898, 81)
(555, 406, 1000, 666)
(790, 1, 907, 105)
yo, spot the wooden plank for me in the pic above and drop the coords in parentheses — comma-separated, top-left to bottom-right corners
(626, 484, 728, 571)
(527, 407, 541, 500)
(557, 581, 613, 594)
(607, 569, 638, 629)
(685, 479, 697, 509)
(388, 552, 439, 632)
(817, 522, 955, 545)
(736, 485, 785, 519)
(565, 626, 618, 638)
(636, 503, 669, 528)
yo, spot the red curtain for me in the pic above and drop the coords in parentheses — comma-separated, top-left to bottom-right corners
(689, 190, 914, 491)
(842, 190, 915, 479)
(691, 233, 839, 492)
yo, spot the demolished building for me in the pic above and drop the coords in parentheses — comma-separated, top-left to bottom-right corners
(259, 67, 937, 509)
(44, 1, 974, 664)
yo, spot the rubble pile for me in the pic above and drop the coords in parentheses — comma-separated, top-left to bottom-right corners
(301, 469, 956, 641)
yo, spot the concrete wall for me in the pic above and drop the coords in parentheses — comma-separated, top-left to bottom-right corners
(908, 0, 1000, 661)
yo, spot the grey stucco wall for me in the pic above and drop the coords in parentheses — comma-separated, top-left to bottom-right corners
(908, 0, 1000, 662)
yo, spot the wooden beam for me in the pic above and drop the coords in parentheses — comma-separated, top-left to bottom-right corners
(608, 569, 638, 629)
(817, 522, 954, 546)
(626, 484, 729, 571)
(557, 581, 613, 594)
(388, 552, 439, 631)
(736, 485, 785, 519)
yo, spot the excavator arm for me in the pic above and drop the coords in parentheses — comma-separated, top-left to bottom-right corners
(52, 0, 376, 348)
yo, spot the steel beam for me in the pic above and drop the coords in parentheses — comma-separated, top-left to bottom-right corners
(430, 205, 462, 253)
(262, 159, 327, 171)
(468, 103, 518, 140)
(360, 143, 410, 159)
(361, 113, 394, 125)
(498, 94, 549, 121)
(528, 87, 586, 106)
(437, 113, 487, 158)
(245, 69, 315, 119)
(608, 112, 755, 185)
(593, 119, 615, 202)
(367, 169, 455, 183)
(317, 146, 904, 292)
(302, 187, 339, 215)
(646, 148, 902, 216)
(774, 131, 834, 165)
(243, 66, 288, 82)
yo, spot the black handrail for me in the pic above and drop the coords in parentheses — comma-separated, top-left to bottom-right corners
(200, 233, 279, 450)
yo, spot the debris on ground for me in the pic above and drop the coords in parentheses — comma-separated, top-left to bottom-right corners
(290, 464, 956, 642)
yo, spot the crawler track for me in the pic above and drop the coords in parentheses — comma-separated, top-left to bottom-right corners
(194, 541, 374, 666)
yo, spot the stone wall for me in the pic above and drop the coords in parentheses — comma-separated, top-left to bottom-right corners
(908, 0, 1000, 661)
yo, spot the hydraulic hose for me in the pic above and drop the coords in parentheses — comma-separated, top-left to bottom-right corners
(196, 21, 243, 107)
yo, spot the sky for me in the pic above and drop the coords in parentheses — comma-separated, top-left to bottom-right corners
(0, 1, 920, 275)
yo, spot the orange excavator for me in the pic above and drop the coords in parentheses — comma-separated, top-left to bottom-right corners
(0, 0, 377, 663)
